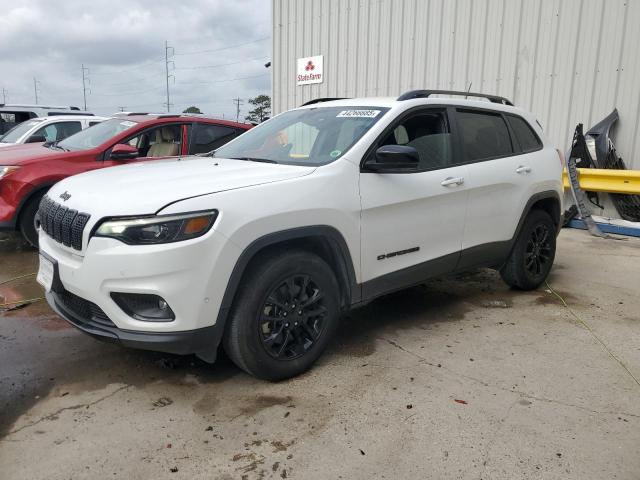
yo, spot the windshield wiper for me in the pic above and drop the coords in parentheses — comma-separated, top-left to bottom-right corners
(228, 157, 278, 164)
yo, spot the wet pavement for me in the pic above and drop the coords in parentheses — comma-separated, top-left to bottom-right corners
(0, 229, 639, 479)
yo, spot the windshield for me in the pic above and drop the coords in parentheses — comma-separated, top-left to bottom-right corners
(58, 118, 138, 151)
(214, 106, 389, 166)
(0, 120, 42, 143)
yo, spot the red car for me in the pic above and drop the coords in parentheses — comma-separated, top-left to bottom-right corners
(0, 113, 251, 246)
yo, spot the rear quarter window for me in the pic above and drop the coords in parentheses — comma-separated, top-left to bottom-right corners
(455, 109, 513, 162)
(506, 114, 542, 152)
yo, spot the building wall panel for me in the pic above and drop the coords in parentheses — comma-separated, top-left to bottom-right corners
(272, 0, 640, 174)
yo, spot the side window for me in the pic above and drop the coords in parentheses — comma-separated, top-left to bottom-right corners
(506, 115, 542, 152)
(33, 121, 82, 142)
(378, 110, 452, 170)
(189, 124, 237, 154)
(456, 110, 513, 162)
(89, 121, 102, 127)
(122, 124, 183, 158)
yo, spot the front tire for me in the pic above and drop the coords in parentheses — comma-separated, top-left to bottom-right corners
(223, 250, 340, 381)
(500, 209, 556, 290)
(19, 191, 46, 248)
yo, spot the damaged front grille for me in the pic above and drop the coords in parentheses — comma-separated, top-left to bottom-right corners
(38, 196, 90, 250)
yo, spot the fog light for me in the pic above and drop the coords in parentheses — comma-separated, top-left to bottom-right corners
(111, 293, 175, 322)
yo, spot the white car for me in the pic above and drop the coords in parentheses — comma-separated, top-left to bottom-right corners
(37, 90, 563, 380)
(0, 115, 107, 147)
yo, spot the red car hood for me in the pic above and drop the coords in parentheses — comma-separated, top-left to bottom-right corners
(0, 143, 68, 165)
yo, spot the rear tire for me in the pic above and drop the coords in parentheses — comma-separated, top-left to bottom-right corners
(19, 191, 46, 248)
(500, 209, 556, 290)
(223, 250, 340, 381)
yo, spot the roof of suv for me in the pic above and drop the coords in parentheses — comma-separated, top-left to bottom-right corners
(111, 113, 252, 129)
(297, 91, 540, 130)
(20, 115, 108, 123)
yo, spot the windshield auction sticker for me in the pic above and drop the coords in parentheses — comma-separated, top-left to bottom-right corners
(336, 110, 381, 118)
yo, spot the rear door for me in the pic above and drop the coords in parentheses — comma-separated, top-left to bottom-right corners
(359, 107, 469, 297)
(455, 108, 537, 269)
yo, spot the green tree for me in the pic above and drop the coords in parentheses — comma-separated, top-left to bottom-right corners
(183, 106, 202, 114)
(245, 95, 271, 123)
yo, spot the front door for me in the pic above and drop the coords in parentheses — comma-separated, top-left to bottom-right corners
(359, 107, 468, 299)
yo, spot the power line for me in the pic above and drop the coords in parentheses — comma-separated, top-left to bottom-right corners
(90, 57, 165, 76)
(81, 64, 90, 110)
(165, 40, 175, 113)
(177, 72, 269, 86)
(232, 97, 244, 122)
(174, 36, 269, 56)
(175, 56, 269, 71)
(33, 78, 41, 104)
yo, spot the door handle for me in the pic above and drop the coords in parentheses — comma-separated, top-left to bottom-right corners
(515, 165, 532, 174)
(441, 177, 464, 186)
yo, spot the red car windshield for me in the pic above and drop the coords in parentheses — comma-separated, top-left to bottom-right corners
(58, 118, 138, 151)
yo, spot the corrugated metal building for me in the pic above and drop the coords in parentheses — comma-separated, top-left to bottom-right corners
(272, 0, 640, 179)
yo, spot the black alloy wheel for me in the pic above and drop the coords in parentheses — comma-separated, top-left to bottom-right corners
(259, 274, 328, 360)
(524, 223, 552, 277)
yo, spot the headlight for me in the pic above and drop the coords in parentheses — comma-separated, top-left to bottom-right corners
(94, 210, 218, 245)
(585, 135, 597, 162)
(0, 166, 20, 179)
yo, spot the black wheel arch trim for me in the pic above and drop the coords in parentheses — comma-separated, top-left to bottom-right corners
(215, 225, 359, 333)
(512, 190, 562, 242)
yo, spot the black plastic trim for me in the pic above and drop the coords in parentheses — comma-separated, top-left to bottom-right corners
(215, 225, 359, 328)
(359, 190, 561, 302)
(47, 290, 221, 358)
(361, 251, 459, 302)
(301, 98, 349, 106)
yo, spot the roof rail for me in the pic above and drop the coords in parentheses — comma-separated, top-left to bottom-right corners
(397, 90, 514, 106)
(301, 97, 348, 106)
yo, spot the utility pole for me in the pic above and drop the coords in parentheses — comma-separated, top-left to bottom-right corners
(164, 41, 175, 112)
(81, 64, 90, 110)
(118, 106, 126, 112)
(1, 87, 7, 104)
(33, 78, 41, 104)
(233, 97, 244, 122)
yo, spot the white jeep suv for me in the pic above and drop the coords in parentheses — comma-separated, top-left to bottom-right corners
(37, 90, 563, 380)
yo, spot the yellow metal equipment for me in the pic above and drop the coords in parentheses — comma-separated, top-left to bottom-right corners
(562, 168, 640, 195)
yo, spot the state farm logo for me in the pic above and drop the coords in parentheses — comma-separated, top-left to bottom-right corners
(297, 55, 324, 85)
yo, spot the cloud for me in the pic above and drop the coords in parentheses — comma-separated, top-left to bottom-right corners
(0, 0, 271, 119)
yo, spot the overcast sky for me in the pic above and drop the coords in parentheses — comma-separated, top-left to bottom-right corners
(0, 0, 271, 120)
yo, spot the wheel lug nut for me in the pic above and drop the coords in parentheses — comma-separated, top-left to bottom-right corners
(283, 312, 287, 316)
(298, 310, 302, 315)
(285, 323, 289, 327)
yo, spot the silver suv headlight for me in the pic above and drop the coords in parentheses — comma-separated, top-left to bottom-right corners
(94, 210, 218, 245)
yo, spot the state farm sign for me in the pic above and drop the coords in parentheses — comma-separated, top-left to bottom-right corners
(297, 55, 323, 85)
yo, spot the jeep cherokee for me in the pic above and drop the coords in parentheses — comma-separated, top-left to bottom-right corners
(36, 91, 563, 380)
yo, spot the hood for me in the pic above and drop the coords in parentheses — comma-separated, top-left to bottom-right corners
(0, 142, 63, 164)
(47, 156, 315, 217)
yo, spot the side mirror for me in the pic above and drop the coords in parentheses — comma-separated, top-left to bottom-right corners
(26, 135, 47, 144)
(110, 143, 139, 160)
(365, 145, 420, 172)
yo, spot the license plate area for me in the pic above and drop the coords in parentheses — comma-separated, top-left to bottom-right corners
(36, 255, 54, 292)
